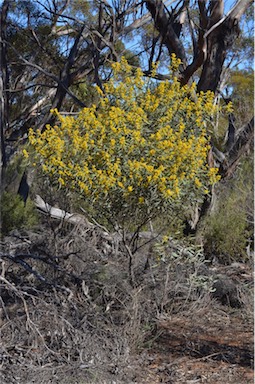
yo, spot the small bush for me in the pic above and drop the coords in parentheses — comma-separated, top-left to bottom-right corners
(1, 192, 38, 235)
(204, 206, 248, 263)
(203, 156, 253, 263)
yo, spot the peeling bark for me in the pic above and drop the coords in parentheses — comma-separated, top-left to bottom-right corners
(145, 0, 252, 91)
(198, 19, 240, 92)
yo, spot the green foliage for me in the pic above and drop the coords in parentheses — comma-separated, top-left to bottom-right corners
(68, 0, 91, 16)
(1, 192, 38, 236)
(70, 81, 100, 109)
(3, 153, 27, 192)
(228, 69, 254, 127)
(113, 40, 141, 67)
(203, 156, 253, 263)
(204, 203, 248, 263)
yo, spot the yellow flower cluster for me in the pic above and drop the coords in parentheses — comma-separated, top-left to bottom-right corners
(27, 56, 220, 223)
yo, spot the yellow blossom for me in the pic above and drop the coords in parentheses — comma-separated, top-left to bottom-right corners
(27, 55, 222, 229)
(22, 149, 29, 158)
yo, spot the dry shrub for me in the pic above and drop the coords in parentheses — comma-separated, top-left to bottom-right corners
(0, 224, 252, 383)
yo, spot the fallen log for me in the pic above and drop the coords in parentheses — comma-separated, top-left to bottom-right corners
(34, 194, 93, 228)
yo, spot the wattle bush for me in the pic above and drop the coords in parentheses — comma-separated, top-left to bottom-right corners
(26, 56, 221, 231)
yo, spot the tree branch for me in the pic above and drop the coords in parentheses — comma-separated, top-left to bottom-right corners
(145, 0, 187, 66)
(204, 0, 252, 40)
(222, 116, 254, 178)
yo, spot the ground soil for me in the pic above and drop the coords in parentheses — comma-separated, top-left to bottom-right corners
(3, 307, 252, 384)
(136, 307, 254, 383)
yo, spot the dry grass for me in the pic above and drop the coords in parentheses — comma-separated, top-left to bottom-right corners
(0, 224, 253, 383)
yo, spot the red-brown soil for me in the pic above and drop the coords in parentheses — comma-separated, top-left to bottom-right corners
(137, 308, 253, 383)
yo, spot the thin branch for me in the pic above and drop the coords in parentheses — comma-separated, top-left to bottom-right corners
(5, 83, 57, 93)
(145, 0, 187, 66)
(91, 29, 119, 60)
(204, 0, 252, 39)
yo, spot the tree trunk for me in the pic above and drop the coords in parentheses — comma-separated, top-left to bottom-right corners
(145, 0, 252, 92)
(38, 26, 86, 131)
(145, 0, 187, 68)
(198, 20, 240, 92)
(0, 0, 9, 184)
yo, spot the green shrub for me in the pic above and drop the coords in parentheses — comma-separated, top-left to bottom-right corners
(204, 205, 248, 263)
(203, 156, 253, 263)
(1, 192, 38, 235)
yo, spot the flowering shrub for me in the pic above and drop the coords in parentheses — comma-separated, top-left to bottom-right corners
(26, 55, 220, 230)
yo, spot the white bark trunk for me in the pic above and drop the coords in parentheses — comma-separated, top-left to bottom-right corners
(34, 195, 93, 227)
